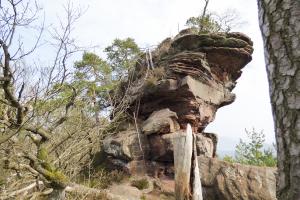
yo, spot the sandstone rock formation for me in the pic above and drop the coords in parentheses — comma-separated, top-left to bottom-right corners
(104, 30, 253, 163)
(198, 156, 277, 200)
(101, 30, 276, 200)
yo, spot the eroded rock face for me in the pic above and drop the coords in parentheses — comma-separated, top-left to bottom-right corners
(142, 108, 180, 135)
(195, 133, 217, 157)
(104, 31, 253, 164)
(147, 131, 217, 161)
(103, 123, 215, 162)
(112, 32, 253, 132)
(102, 129, 149, 161)
(100, 31, 272, 199)
(198, 156, 277, 200)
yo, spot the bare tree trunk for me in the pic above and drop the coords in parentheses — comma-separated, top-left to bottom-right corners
(192, 134, 203, 200)
(92, 90, 100, 123)
(173, 125, 193, 200)
(257, 1, 300, 199)
(173, 124, 203, 200)
(199, 0, 209, 32)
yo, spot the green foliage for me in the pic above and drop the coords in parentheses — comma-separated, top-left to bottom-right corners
(37, 147, 68, 186)
(72, 52, 114, 120)
(223, 155, 235, 163)
(74, 52, 112, 83)
(186, 14, 222, 33)
(104, 38, 141, 80)
(140, 195, 147, 200)
(186, 8, 242, 34)
(223, 129, 277, 167)
(131, 178, 149, 190)
(68, 38, 140, 121)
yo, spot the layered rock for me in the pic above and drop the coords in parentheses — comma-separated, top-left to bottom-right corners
(99, 30, 278, 200)
(104, 31, 253, 163)
(112, 32, 253, 131)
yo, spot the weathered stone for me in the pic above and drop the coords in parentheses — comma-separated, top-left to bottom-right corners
(98, 31, 277, 200)
(180, 75, 235, 106)
(198, 156, 277, 200)
(195, 132, 217, 157)
(170, 33, 253, 82)
(112, 31, 253, 133)
(130, 76, 232, 132)
(108, 157, 277, 200)
(148, 134, 174, 162)
(102, 130, 149, 161)
(142, 108, 180, 135)
(148, 131, 216, 162)
(108, 184, 142, 200)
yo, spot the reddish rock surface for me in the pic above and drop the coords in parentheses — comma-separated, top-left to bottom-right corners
(105, 31, 253, 162)
(101, 30, 277, 200)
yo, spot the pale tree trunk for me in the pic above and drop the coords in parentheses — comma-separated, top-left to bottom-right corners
(173, 125, 193, 200)
(173, 124, 203, 200)
(257, 1, 300, 199)
(48, 188, 66, 200)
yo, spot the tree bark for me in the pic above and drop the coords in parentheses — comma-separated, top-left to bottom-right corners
(257, 1, 300, 199)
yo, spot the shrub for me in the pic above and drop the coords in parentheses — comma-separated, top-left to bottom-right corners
(131, 178, 149, 190)
(223, 128, 277, 167)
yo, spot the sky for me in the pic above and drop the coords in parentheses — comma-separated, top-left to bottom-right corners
(38, 0, 275, 153)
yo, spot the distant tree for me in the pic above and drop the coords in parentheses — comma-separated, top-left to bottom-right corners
(104, 38, 141, 80)
(257, 1, 300, 199)
(73, 52, 113, 122)
(223, 129, 277, 167)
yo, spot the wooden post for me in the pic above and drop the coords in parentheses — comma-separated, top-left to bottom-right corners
(173, 124, 203, 200)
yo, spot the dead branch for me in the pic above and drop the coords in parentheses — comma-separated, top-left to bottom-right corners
(1, 181, 109, 200)
(1, 181, 43, 199)
(199, 0, 209, 32)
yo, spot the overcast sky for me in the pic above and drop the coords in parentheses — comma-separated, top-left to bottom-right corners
(39, 0, 275, 152)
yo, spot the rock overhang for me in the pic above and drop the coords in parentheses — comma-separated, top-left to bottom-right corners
(166, 32, 253, 82)
(111, 31, 254, 131)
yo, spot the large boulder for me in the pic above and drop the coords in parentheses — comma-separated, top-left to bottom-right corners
(198, 156, 277, 200)
(142, 108, 180, 135)
(102, 130, 150, 161)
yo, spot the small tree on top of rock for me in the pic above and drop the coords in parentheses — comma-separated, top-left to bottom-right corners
(185, 0, 243, 33)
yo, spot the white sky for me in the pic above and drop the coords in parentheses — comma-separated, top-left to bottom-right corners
(38, 0, 275, 151)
